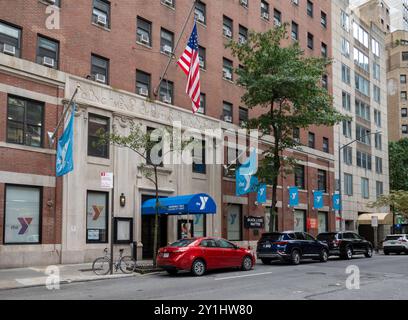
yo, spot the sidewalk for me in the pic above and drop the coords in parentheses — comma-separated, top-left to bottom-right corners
(0, 261, 154, 291)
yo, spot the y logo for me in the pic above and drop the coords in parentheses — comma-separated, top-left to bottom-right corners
(230, 214, 237, 225)
(18, 217, 33, 235)
(199, 196, 208, 210)
(291, 193, 297, 200)
(92, 206, 104, 221)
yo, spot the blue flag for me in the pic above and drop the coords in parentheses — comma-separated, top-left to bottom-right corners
(313, 190, 324, 209)
(257, 184, 267, 204)
(236, 169, 258, 196)
(288, 187, 299, 207)
(239, 148, 257, 176)
(56, 106, 74, 177)
(333, 193, 341, 211)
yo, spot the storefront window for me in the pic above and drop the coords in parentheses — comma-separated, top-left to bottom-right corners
(227, 204, 242, 241)
(193, 215, 206, 237)
(294, 210, 306, 232)
(4, 185, 41, 244)
(318, 212, 328, 233)
(86, 191, 109, 243)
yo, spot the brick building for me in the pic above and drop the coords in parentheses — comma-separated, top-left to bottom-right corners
(0, 0, 336, 267)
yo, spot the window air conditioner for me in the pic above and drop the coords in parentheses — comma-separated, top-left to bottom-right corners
(162, 95, 172, 104)
(138, 87, 149, 96)
(43, 56, 55, 67)
(162, 45, 173, 54)
(240, 0, 248, 7)
(139, 34, 150, 44)
(3, 43, 16, 56)
(224, 115, 232, 123)
(223, 69, 232, 80)
(223, 27, 232, 38)
(95, 73, 106, 83)
(164, 0, 173, 6)
(262, 12, 269, 20)
(96, 14, 107, 26)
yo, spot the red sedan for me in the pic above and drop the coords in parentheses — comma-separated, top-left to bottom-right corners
(156, 237, 255, 276)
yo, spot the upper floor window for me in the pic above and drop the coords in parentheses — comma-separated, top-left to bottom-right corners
(195, 1, 206, 25)
(91, 54, 109, 84)
(198, 93, 206, 114)
(353, 22, 369, 48)
(291, 21, 299, 41)
(355, 73, 370, 96)
(240, 0, 248, 8)
(341, 64, 350, 84)
(0, 21, 21, 57)
(355, 99, 370, 121)
(294, 165, 305, 189)
(7, 95, 43, 148)
(354, 47, 369, 72)
(192, 138, 206, 174)
(92, 0, 110, 28)
(198, 46, 206, 69)
(223, 102, 233, 123)
(308, 132, 315, 149)
(88, 114, 110, 158)
(361, 178, 369, 199)
(402, 108, 408, 117)
(223, 58, 233, 81)
(274, 9, 282, 26)
(340, 10, 350, 32)
(372, 38, 380, 57)
(401, 74, 407, 84)
(161, 0, 175, 8)
(373, 62, 380, 80)
(402, 51, 408, 61)
(357, 151, 372, 170)
(261, 1, 270, 20)
(307, 33, 314, 49)
(223, 16, 233, 38)
(373, 85, 381, 103)
(317, 170, 327, 193)
(307, 1, 313, 17)
(321, 42, 327, 58)
(239, 25, 248, 44)
(137, 17, 152, 46)
(136, 70, 151, 97)
(341, 38, 350, 58)
(239, 107, 248, 126)
(356, 125, 371, 145)
(342, 91, 351, 111)
(374, 109, 381, 127)
(321, 11, 327, 28)
(36, 36, 59, 69)
(322, 137, 329, 153)
(159, 80, 173, 104)
(160, 28, 174, 55)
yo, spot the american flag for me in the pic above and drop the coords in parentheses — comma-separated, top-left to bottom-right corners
(177, 22, 200, 113)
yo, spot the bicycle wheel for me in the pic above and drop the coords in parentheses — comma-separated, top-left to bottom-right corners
(119, 256, 136, 274)
(92, 257, 111, 275)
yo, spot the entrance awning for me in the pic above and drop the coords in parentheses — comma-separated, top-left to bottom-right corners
(142, 193, 216, 216)
(358, 213, 393, 225)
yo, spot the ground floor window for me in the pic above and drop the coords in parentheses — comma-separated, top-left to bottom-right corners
(86, 191, 109, 243)
(4, 185, 41, 244)
(193, 214, 206, 237)
(294, 210, 306, 232)
(227, 204, 242, 241)
(264, 207, 278, 232)
(318, 211, 328, 233)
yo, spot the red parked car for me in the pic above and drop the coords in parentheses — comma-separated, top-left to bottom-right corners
(157, 237, 255, 276)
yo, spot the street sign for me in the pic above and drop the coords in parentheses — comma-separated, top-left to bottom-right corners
(371, 215, 378, 227)
(244, 216, 264, 229)
(101, 172, 113, 189)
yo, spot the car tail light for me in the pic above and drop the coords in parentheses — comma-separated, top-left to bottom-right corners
(400, 239, 407, 243)
(275, 241, 288, 246)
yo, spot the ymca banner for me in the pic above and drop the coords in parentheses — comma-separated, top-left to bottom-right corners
(288, 187, 299, 207)
(257, 183, 267, 204)
(56, 105, 75, 177)
(313, 190, 324, 209)
(332, 193, 341, 211)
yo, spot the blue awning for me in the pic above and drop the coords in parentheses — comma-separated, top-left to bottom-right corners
(142, 193, 217, 216)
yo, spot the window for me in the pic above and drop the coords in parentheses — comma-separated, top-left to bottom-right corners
(36, 36, 59, 69)
(372, 38, 380, 57)
(402, 108, 408, 117)
(4, 185, 41, 244)
(147, 127, 163, 166)
(7, 95, 44, 148)
(239, 107, 248, 126)
(401, 74, 407, 84)
(159, 80, 174, 104)
(295, 165, 305, 189)
(223, 16, 233, 38)
(401, 91, 407, 101)
(198, 46, 206, 69)
(342, 91, 351, 111)
(373, 63, 380, 80)
(227, 205, 242, 241)
(161, 0, 175, 8)
(223, 102, 233, 122)
(343, 146, 352, 165)
(353, 47, 369, 72)
(198, 93, 205, 114)
(136, 70, 151, 97)
(353, 22, 369, 48)
(342, 64, 350, 84)
(376, 181, 384, 198)
(308, 132, 315, 148)
(374, 109, 381, 127)
(343, 120, 352, 138)
(321, 11, 327, 28)
(355, 74, 370, 96)
(375, 156, 383, 174)
(375, 133, 382, 150)
(223, 58, 233, 81)
(91, 54, 109, 84)
(88, 114, 109, 158)
(307, 1, 313, 17)
(86, 191, 109, 243)
(0, 21, 22, 57)
(292, 0, 299, 5)
(357, 150, 372, 170)
(323, 137, 329, 153)
(403, 125, 408, 134)
(373, 85, 381, 103)
(92, 0, 110, 28)
(293, 127, 300, 143)
(361, 178, 369, 199)
(137, 17, 152, 46)
(318, 170, 327, 193)
(291, 21, 298, 41)
(307, 33, 314, 49)
(240, 0, 248, 8)
(261, 1, 270, 20)
(341, 38, 350, 58)
(318, 212, 328, 233)
(344, 173, 353, 196)
(322, 74, 328, 90)
(340, 10, 350, 32)
(321, 42, 327, 58)
(194, 1, 206, 25)
(238, 25, 248, 44)
(160, 28, 174, 55)
(355, 99, 370, 121)
(402, 52, 408, 61)
(274, 9, 282, 26)
(356, 125, 371, 145)
(294, 210, 306, 232)
(192, 138, 206, 174)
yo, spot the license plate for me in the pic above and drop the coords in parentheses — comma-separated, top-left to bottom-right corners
(263, 244, 271, 248)
(390, 242, 396, 244)
(163, 253, 169, 258)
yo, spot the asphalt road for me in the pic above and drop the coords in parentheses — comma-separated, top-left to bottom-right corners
(1, 253, 407, 300)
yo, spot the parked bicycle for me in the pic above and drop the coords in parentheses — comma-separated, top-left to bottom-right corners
(92, 248, 136, 275)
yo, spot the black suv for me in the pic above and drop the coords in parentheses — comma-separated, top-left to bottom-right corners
(257, 231, 329, 265)
(316, 232, 373, 260)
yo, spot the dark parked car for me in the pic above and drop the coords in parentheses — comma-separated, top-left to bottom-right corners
(316, 232, 373, 260)
(257, 231, 329, 265)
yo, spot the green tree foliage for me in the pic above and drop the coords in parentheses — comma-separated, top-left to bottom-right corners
(369, 190, 408, 219)
(389, 138, 408, 191)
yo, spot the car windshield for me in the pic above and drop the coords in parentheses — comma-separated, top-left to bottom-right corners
(317, 233, 337, 241)
(260, 233, 284, 241)
(385, 235, 403, 241)
(168, 239, 196, 247)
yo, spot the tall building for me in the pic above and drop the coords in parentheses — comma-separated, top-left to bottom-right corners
(387, 0, 408, 31)
(0, 0, 334, 268)
(332, 0, 390, 235)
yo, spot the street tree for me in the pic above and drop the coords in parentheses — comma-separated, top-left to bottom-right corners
(227, 24, 348, 231)
(389, 138, 408, 191)
(369, 190, 408, 219)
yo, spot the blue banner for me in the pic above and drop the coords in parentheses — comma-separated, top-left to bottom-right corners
(239, 148, 258, 176)
(257, 184, 267, 204)
(56, 106, 75, 177)
(288, 187, 299, 207)
(332, 193, 341, 211)
(236, 169, 258, 196)
(313, 190, 324, 209)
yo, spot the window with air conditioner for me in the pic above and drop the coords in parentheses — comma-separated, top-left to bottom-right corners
(159, 80, 173, 104)
(136, 70, 151, 97)
(223, 58, 233, 81)
(195, 1, 206, 24)
(261, 1, 269, 20)
(274, 9, 281, 26)
(238, 25, 248, 44)
(92, 0, 110, 28)
(160, 28, 174, 55)
(198, 93, 206, 114)
(91, 54, 109, 84)
(223, 16, 233, 38)
(37, 36, 59, 69)
(0, 21, 21, 57)
(240, 0, 248, 8)
(161, 0, 175, 8)
(223, 102, 233, 123)
(137, 17, 152, 46)
(198, 46, 206, 69)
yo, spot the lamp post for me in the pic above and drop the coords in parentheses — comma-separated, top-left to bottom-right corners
(338, 130, 381, 231)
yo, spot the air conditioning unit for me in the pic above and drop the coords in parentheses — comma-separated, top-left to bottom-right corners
(3, 43, 16, 56)
(240, 0, 248, 7)
(163, 0, 173, 6)
(223, 69, 232, 80)
(224, 115, 232, 123)
(199, 58, 205, 68)
(45, 0, 56, 4)
(162, 95, 172, 104)
(238, 35, 246, 44)
(96, 14, 107, 26)
(223, 27, 232, 38)
(274, 19, 282, 26)
(139, 34, 150, 44)
(138, 87, 149, 96)
(95, 73, 106, 83)
(43, 56, 55, 67)
(195, 11, 205, 23)
(162, 44, 173, 55)
(262, 12, 269, 20)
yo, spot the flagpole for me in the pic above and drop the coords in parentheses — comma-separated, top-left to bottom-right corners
(153, 0, 197, 97)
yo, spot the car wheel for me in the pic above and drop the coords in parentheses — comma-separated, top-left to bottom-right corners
(364, 246, 373, 258)
(166, 269, 178, 276)
(241, 256, 253, 271)
(290, 250, 301, 265)
(384, 250, 390, 255)
(342, 246, 353, 260)
(191, 259, 206, 277)
(261, 258, 272, 265)
(320, 249, 329, 262)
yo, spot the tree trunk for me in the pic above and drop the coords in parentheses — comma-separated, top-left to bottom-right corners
(152, 166, 159, 267)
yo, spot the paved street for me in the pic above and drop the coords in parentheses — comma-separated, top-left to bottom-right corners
(0, 254, 407, 300)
